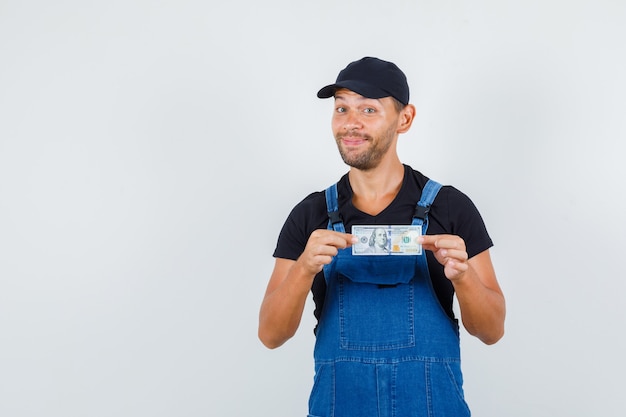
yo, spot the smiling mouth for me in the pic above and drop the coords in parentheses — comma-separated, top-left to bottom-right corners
(340, 135, 369, 146)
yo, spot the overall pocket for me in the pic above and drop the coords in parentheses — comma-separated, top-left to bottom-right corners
(336, 255, 417, 351)
(308, 363, 333, 417)
(427, 361, 471, 416)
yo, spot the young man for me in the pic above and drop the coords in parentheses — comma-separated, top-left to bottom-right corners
(259, 57, 505, 416)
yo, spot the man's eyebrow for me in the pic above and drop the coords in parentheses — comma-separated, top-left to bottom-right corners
(334, 94, 378, 103)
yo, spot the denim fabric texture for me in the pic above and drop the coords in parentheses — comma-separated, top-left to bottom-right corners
(309, 180, 470, 417)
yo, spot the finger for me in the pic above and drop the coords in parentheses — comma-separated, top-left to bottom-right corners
(418, 235, 464, 250)
(313, 254, 335, 266)
(344, 233, 359, 247)
(327, 233, 357, 249)
(444, 259, 469, 278)
(417, 235, 451, 248)
(434, 238, 463, 250)
(417, 235, 436, 245)
(416, 235, 446, 252)
(416, 235, 437, 251)
(313, 244, 340, 257)
(311, 230, 357, 249)
(439, 248, 468, 263)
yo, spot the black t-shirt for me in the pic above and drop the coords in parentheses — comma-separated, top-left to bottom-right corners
(273, 165, 493, 326)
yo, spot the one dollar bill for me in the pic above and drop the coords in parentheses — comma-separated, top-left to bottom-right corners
(352, 225, 422, 256)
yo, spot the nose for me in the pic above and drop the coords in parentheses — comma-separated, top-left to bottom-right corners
(343, 111, 362, 131)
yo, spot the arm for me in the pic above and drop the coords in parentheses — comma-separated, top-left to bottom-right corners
(418, 235, 506, 345)
(258, 230, 356, 349)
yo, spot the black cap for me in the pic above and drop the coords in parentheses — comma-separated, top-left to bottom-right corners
(317, 57, 409, 105)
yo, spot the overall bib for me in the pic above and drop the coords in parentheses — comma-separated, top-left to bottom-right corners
(308, 180, 470, 417)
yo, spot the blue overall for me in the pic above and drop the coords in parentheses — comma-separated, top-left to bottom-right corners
(308, 180, 470, 417)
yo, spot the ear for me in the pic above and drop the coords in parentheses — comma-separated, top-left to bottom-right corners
(397, 104, 416, 134)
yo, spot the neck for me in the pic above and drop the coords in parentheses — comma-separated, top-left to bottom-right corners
(348, 158, 405, 216)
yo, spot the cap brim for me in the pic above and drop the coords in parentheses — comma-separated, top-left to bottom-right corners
(317, 80, 389, 100)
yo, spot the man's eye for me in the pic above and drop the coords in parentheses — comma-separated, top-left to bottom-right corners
(363, 108, 375, 114)
(336, 107, 346, 113)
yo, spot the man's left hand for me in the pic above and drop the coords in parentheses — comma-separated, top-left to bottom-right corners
(417, 234, 469, 281)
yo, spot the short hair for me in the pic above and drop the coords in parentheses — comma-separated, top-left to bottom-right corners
(391, 97, 406, 113)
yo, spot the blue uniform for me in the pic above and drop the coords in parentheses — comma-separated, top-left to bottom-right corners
(308, 180, 470, 417)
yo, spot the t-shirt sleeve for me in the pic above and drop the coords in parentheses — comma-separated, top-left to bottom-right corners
(272, 192, 326, 261)
(440, 186, 493, 259)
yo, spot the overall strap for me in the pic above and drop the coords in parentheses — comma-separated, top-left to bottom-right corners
(325, 183, 346, 233)
(411, 179, 442, 233)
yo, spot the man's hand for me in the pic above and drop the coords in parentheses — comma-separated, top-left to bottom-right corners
(418, 234, 505, 344)
(298, 230, 357, 275)
(418, 234, 469, 281)
(258, 230, 356, 349)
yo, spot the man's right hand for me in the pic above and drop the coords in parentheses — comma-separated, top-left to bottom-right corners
(297, 230, 357, 275)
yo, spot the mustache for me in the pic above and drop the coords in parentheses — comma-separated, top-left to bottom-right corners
(337, 132, 372, 141)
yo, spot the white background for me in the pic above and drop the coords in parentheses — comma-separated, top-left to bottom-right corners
(1, 1, 625, 416)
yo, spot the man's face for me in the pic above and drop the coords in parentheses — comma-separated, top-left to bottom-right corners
(331, 89, 401, 171)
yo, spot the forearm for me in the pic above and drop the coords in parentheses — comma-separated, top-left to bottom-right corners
(453, 266, 506, 345)
(258, 260, 315, 349)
